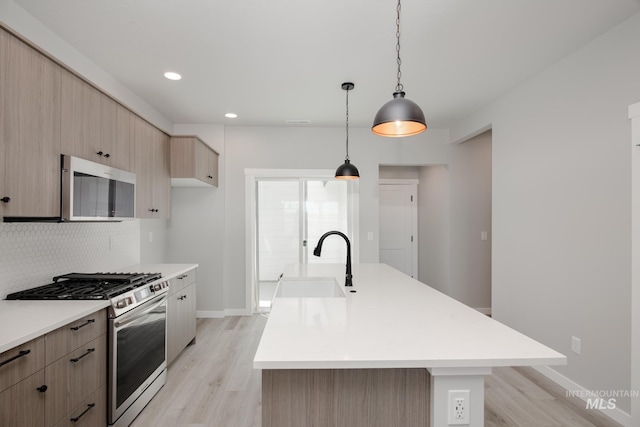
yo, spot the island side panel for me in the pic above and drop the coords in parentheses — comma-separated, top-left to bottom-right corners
(262, 368, 430, 427)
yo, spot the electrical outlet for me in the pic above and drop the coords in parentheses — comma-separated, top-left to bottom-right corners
(448, 390, 470, 425)
(571, 336, 581, 354)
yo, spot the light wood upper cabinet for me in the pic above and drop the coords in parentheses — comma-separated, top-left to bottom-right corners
(133, 117, 171, 218)
(60, 71, 130, 170)
(1, 27, 173, 220)
(0, 28, 61, 217)
(170, 136, 219, 187)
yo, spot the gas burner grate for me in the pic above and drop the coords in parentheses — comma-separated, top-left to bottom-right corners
(5, 272, 163, 300)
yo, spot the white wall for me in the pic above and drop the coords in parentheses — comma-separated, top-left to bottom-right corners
(448, 130, 492, 311)
(418, 165, 450, 295)
(451, 12, 640, 419)
(631, 101, 640, 426)
(169, 124, 226, 316)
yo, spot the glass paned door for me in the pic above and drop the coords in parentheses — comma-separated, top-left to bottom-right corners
(256, 178, 351, 311)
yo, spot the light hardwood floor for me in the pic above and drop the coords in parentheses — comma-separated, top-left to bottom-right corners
(131, 316, 622, 427)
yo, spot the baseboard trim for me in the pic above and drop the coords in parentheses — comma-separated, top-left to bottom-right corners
(196, 308, 253, 318)
(533, 365, 631, 427)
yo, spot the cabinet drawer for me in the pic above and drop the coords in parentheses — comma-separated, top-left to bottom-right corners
(54, 384, 106, 427)
(0, 336, 45, 393)
(45, 335, 107, 426)
(46, 310, 107, 364)
(169, 269, 196, 295)
(0, 369, 46, 426)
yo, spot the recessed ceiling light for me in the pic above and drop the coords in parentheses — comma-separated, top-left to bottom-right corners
(225, 113, 238, 118)
(164, 71, 182, 81)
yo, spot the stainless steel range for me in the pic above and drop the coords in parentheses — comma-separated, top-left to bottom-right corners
(7, 272, 170, 427)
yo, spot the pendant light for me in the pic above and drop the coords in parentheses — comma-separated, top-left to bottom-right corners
(335, 82, 360, 180)
(372, 0, 426, 137)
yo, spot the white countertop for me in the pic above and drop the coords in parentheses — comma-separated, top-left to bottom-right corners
(253, 263, 567, 370)
(118, 263, 198, 279)
(0, 263, 198, 354)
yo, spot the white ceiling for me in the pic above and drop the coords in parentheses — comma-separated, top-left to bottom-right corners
(12, 0, 640, 129)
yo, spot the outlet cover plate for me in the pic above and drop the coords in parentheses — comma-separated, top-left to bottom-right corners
(448, 389, 470, 425)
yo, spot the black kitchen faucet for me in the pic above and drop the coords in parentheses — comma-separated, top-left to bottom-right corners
(313, 231, 353, 286)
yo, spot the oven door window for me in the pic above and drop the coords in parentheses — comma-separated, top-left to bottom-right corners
(116, 303, 166, 408)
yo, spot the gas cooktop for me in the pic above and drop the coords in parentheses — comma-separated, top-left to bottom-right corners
(5, 272, 163, 301)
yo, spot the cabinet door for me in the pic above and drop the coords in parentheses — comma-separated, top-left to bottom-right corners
(207, 147, 219, 187)
(45, 311, 107, 365)
(0, 370, 45, 426)
(53, 385, 105, 427)
(152, 127, 171, 217)
(167, 281, 196, 365)
(1, 29, 61, 217)
(45, 335, 106, 427)
(0, 337, 45, 393)
(133, 117, 170, 218)
(61, 71, 130, 169)
(60, 71, 100, 163)
(170, 136, 218, 186)
(110, 103, 133, 171)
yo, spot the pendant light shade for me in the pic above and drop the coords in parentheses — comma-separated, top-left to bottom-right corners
(335, 159, 359, 180)
(372, 91, 426, 137)
(336, 82, 360, 180)
(372, 0, 426, 137)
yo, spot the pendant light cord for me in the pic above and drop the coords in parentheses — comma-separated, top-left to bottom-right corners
(345, 87, 350, 160)
(395, 0, 403, 93)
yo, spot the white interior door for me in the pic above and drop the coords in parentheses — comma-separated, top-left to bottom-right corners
(379, 183, 418, 278)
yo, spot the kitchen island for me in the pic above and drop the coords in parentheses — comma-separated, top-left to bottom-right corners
(253, 263, 566, 427)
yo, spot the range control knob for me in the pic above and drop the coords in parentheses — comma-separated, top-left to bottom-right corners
(153, 284, 162, 291)
(116, 299, 128, 309)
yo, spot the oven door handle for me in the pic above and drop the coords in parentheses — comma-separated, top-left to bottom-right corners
(114, 295, 168, 329)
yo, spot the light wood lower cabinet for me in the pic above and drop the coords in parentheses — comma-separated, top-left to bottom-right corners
(0, 309, 107, 427)
(167, 270, 197, 365)
(45, 335, 106, 426)
(53, 385, 106, 427)
(0, 337, 47, 427)
(0, 369, 46, 426)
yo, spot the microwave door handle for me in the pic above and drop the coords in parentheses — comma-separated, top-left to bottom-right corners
(114, 295, 167, 329)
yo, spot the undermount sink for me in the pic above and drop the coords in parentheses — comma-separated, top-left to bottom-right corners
(273, 277, 346, 298)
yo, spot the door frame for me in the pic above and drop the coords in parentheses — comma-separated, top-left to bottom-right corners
(379, 179, 418, 279)
(245, 169, 360, 313)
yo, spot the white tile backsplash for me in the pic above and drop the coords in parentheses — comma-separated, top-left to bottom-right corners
(0, 221, 140, 298)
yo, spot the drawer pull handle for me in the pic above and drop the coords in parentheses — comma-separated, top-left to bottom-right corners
(70, 348, 95, 363)
(70, 403, 95, 423)
(177, 274, 188, 280)
(37, 385, 48, 393)
(70, 319, 95, 331)
(0, 349, 30, 368)
(178, 295, 187, 300)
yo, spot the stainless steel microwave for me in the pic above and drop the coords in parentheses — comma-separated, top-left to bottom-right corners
(62, 155, 136, 221)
